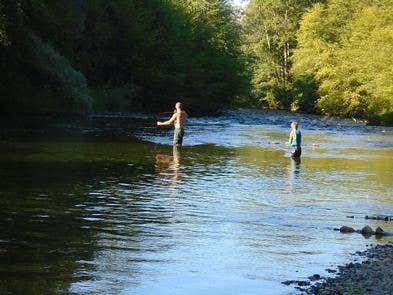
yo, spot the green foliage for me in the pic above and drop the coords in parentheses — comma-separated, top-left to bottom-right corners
(0, 0, 247, 116)
(28, 34, 91, 112)
(0, 1, 8, 46)
(92, 82, 140, 112)
(293, 0, 393, 121)
(242, 0, 318, 110)
(292, 75, 319, 112)
(2, 0, 391, 123)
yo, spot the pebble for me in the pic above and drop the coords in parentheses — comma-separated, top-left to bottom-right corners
(360, 225, 374, 236)
(339, 225, 355, 233)
(375, 226, 384, 235)
(365, 215, 392, 221)
(308, 274, 321, 281)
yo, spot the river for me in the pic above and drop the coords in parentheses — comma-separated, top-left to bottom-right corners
(0, 109, 392, 294)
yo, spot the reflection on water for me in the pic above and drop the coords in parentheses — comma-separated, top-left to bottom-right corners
(287, 158, 301, 191)
(0, 110, 392, 294)
(155, 146, 181, 186)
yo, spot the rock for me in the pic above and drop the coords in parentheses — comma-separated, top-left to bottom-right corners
(364, 215, 392, 221)
(361, 225, 374, 236)
(282, 280, 310, 286)
(308, 274, 321, 281)
(282, 280, 293, 285)
(375, 227, 384, 235)
(340, 226, 355, 233)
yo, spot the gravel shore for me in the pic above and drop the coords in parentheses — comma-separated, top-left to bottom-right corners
(306, 242, 393, 295)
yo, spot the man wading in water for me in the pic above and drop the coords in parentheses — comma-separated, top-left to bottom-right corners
(288, 121, 302, 158)
(157, 102, 187, 146)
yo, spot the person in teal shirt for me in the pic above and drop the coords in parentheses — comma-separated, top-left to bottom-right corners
(288, 121, 301, 158)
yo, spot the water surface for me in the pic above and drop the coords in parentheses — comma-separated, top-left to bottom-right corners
(0, 109, 392, 294)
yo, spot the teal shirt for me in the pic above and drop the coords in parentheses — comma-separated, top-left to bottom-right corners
(291, 129, 302, 147)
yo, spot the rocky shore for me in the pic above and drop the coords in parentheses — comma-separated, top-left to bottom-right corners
(307, 242, 393, 294)
(284, 242, 393, 294)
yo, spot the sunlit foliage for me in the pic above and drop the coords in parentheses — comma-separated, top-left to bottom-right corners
(293, 0, 393, 122)
(241, 0, 318, 110)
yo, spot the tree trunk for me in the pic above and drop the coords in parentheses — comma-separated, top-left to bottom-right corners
(264, 28, 271, 50)
(283, 9, 289, 85)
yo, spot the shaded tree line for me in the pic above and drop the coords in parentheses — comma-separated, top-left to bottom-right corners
(0, 0, 247, 116)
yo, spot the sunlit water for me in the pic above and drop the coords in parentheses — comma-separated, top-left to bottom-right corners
(0, 109, 392, 294)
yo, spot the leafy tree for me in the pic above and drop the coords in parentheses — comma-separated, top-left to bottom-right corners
(242, 0, 317, 110)
(293, 0, 393, 122)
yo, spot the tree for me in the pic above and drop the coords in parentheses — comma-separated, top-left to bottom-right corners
(242, 0, 317, 110)
(0, 0, 247, 116)
(293, 0, 393, 122)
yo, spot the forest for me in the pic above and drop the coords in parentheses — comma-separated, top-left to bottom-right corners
(0, 0, 392, 124)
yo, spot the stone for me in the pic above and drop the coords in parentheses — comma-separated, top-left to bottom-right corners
(361, 225, 374, 236)
(364, 215, 392, 221)
(309, 274, 321, 281)
(297, 280, 310, 286)
(375, 227, 384, 235)
(339, 226, 355, 233)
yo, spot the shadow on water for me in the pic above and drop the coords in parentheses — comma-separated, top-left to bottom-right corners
(0, 161, 147, 294)
(0, 136, 232, 294)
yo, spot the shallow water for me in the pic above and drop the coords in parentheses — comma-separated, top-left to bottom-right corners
(0, 109, 392, 294)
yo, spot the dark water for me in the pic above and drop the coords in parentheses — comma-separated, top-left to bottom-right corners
(0, 109, 392, 294)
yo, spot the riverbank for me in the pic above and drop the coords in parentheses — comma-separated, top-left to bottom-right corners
(304, 242, 393, 294)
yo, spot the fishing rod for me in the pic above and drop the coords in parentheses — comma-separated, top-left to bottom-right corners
(153, 106, 191, 125)
(153, 110, 176, 126)
(157, 111, 176, 115)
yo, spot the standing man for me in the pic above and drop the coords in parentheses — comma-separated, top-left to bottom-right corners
(288, 121, 302, 158)
(157, 102, 188, 146)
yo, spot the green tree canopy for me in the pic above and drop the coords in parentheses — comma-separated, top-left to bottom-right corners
(293, 0, 393, 120)
(0, 0, 247, 116)
(241, 0, 317, 110)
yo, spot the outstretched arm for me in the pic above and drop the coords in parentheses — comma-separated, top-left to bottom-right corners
(157, 113, 177, 126)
